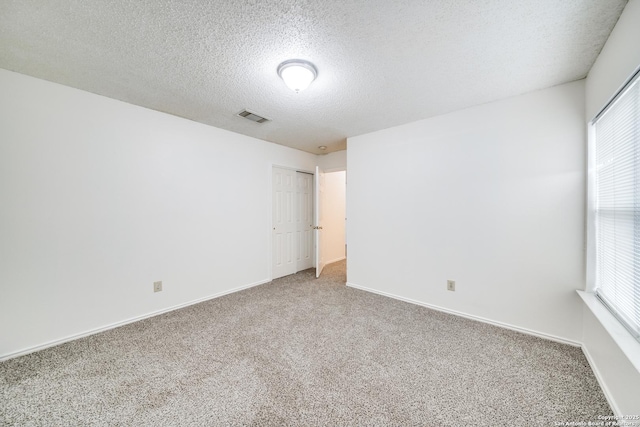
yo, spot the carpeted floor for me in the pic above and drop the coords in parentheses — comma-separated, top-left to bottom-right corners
(1, 260, 612, 426)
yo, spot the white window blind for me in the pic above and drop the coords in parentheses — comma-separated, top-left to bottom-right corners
(593, 70, 640, 341)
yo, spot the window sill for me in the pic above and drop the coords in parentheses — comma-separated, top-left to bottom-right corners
(577, 290, 640, 374)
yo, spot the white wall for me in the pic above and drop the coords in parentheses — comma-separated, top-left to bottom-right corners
(0, 69, 317, 359)
(582, 306, 640, 417)
(585, 0, 640, 121)
(322, 171, 346, 264)
(347, 80, 585, 342)
(317, 150, 346, 172)
(583, 0, 640, 417)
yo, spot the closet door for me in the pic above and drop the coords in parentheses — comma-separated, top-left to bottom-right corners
(272, 167, 296, 279)
(296, 172, 314, 272)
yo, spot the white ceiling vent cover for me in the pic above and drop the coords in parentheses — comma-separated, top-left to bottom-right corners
(237, 109, 270, 124)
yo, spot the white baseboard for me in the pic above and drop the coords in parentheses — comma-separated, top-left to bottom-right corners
(577, 290, 640, 373)
(0, 278, 270, 362)
(581, 345, 623, 418)
(346, 281, 581, 347)
(325, 256, 346, 265)
(348, 282, 630, 417)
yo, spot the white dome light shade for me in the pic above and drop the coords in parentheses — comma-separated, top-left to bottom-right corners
(277, 59, 317, 92)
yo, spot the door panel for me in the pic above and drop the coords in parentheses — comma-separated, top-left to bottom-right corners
(272, 167, 296, 279)
(296, 172, 314, 272)
(315, 166, 326, 278)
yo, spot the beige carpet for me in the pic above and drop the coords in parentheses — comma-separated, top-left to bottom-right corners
(1, 260, 612, 426)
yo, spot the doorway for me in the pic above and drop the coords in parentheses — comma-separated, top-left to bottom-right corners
(271, 166, 346, 280)
(320, 170, 346, 266)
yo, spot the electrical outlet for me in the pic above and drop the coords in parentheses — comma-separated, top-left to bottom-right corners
(447, 280, 455, 291)
(154, 281, 162, 292)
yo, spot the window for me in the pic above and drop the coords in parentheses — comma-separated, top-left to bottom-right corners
(591, 68, 640, 341)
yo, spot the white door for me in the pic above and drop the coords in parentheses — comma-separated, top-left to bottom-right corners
(272, 167, 296, 279)
(314, 166, 326, 278)
(296, 172, 314, 272)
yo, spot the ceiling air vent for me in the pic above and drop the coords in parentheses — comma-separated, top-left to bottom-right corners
(237, 109, 270, 124)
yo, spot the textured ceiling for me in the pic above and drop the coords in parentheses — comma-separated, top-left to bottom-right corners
(0, 0, 627, 154)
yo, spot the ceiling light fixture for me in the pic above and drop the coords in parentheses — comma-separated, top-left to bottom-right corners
(318, 146, 327, 151)
(277, 59, 317, 93)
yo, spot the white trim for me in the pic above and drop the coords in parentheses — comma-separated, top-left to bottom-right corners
(577, 290, 640, 373)
(0, 278, 270, 362)
(581, 341, 623, 417)
(346, 282, 581, 347)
